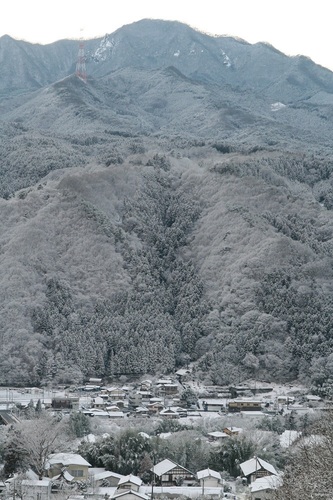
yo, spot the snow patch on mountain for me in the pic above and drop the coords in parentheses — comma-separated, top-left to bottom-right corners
(93, 34, 118, 62)
(221, 49, 231, 67)
(271, 102, 286, 112)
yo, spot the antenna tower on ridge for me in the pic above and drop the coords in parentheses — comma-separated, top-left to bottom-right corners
(76, 32, 87, 82)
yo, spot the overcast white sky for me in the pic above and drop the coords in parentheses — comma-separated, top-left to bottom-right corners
(1, 0, 332, 71)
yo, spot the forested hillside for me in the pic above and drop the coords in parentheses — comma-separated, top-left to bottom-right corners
(1, 20, 333, 391)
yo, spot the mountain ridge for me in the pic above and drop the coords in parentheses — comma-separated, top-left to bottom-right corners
(1, 19, 333, 391)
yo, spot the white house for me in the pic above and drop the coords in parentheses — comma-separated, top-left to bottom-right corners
(197, 468, 222, 489)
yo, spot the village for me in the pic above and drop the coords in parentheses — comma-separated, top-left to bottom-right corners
(0, 371, 330, 499)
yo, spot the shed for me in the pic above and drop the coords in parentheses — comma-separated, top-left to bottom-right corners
(197, 468, 222, 488)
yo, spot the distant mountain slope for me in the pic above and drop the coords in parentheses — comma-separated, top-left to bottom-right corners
(1, 18, 333, 104)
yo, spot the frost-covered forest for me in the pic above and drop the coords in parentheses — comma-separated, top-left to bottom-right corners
(1, 20, 333, 390)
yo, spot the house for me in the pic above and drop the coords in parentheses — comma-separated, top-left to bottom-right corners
(92, 470, 124, 487)
(108, 388, 127, 401)
(140, 379, 153, 391)
(249, 475, 282, 499)
(51, 397, 80, 411)
(148, 401, 165, 415)
(45, 453, 91, 481)
(108, 411, 125, 419)
(228, 400, 262, 412)
(117, 475, 142, 492)
(202, 399, 225, 412)
(159, 407, 180, 419)
(156, 383, 179, 397)
(21, 479, 52, 500)
(135, 406, 149, 417)
(93, 396, 106, 409)
(240, 457, 278, 484)
(197, 468, 222, 488)
(152, 459, 195, 486)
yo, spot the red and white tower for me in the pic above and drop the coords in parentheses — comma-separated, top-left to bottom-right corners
(76, 39, 87, 83)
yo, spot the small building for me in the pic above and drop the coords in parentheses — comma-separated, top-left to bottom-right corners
(156, 384, 179, 397)
(197, 468, 222, 488)
(228, 400, 262, 412)
(249, 475, 282, 499)
(152, 459, 195, 486)
(159, 407, 180, 419)
(240, 457, 278, 484)
(135, 406, 149, 417)
(202, 399, 225, 412)
(140, 380, 153, 391)
(91, 470, 124, 488)
(108, 388, 126, 401)
(108, 411, 125, 419)
(93, 396, 106, 409)
(148, 401, 165, 415)
(45, 453, 91, 481)
(51, 397, 80, 411)
(21, 479, 52, 500)
(277, 395, 295, 405)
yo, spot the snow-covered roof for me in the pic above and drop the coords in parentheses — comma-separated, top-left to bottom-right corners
(21, 479, 51, 487)
(63, 470, 75, 482)
(118, 474, 142, 487)
(152, 459, 178, 476)
(240, 457, 278, 477)
(224, 426, 243, 433)
(160, 407, 179, 415)
(46, 453, 91, 468)
(113, 490, 149, 500)
(208, 431, 228, 438)
(250, 475, 282, 492)
(93, 470, 123, 481)
(197, 468, 221, 480)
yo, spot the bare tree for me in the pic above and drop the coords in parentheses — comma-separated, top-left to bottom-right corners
(275, 411, 333, 499)
(4, 414, 69, 480)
